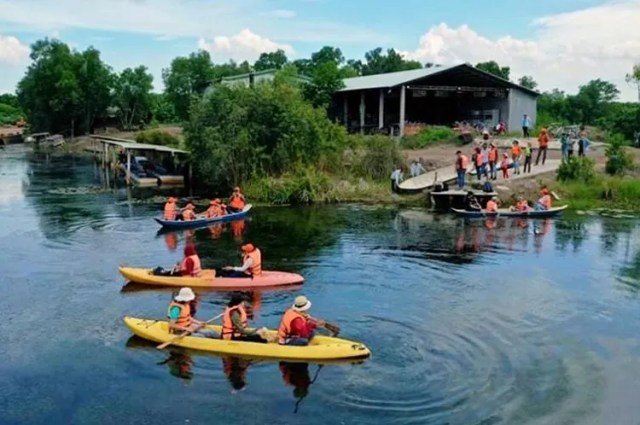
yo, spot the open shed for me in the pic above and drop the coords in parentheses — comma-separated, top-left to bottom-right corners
(333, 63, 539, 137)
(90, 135, 189, 187)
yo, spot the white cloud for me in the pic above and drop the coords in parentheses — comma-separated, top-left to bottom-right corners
(271, 9, 296, 18)
(0, 34, 29, 64)
(400, 0, 640, 101)
(198, 29, 294, 62)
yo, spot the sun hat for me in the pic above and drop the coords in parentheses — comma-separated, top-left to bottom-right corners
(175, 287, 196, 302)
(292, 295, 312, 312)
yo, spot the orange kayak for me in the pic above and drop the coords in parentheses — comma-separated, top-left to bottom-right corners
(118, 267, 304, 289)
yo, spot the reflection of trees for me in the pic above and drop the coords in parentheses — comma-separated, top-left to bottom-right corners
(554, 217, 589, 253)
(599, 219, 636, 256)
(615, 225, 640, 294)
(25, 153, 110, 240)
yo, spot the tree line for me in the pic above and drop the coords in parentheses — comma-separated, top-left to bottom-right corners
(3, 37, 639, 141)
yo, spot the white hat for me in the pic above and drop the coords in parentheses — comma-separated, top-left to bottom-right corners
(175, 287, 196, 302)
(292, 295, 312, 312)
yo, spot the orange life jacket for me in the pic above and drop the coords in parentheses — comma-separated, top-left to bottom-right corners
(164, 203, 176, 220)
(168, 301, 192, 329)
(488, 148, 498, 162)
(243, 248, 262, 276)
(180, 254, 202, 276)
(538, 133, 549, 147)
(229, 193, 245, 210)
(475, 152, 484, 166)
(538, 194, 552, 209)
(221, 304, 248, 340)
(278, 309, 307, 344)
(486, 200, 498, 213)
(182, 209, 196, 221)
(206, 205, 222, 218)
(512, 145, 521, 156)
(459, 155, 469, 170)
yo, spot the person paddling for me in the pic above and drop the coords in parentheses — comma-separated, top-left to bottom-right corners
(511, 197, 530, 212)
(535, 188, 552, 211)
(228, 187, 246, 213)
(153, 243, 202, 277)
(204, 199, 226, 218)
(167, 287, 214, 337)
(277, 296, 326, 346)
(182, 202, 197, 221)
(163, 197, 178, 220)
(220, 243, 262, 278)
(221, 294, 269, 343)
(485, 196, 499, 213)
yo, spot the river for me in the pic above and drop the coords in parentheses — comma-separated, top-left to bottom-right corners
(2, 144, 640, 425)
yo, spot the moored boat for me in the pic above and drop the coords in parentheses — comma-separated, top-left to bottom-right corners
(124, 317, 371, 361)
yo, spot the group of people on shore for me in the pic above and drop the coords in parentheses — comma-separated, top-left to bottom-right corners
(163, 187, 246, 221)
(454, 128, 554, 190)
(390, 159, 426, 193)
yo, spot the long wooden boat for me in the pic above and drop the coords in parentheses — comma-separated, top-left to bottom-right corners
(451, 205, 568, 218)
(155, 205, 251, 228)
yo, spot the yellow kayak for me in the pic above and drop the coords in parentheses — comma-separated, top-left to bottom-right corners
(124, 317, 371, 361)
(119, 267, 304, 289)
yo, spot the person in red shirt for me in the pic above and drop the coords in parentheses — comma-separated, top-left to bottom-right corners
(277, 296, 325, 346)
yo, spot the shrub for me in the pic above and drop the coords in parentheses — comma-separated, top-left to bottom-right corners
(244, 168, 333, 205)
(136, 129, 181, 148)
(351, 135, 403, 180)
(401, 126, 456, 149)
(557, 156, 596, 182)
(605, 133, 634, 175)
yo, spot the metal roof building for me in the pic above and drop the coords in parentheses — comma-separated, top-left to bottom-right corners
(333, 63, 539, 137)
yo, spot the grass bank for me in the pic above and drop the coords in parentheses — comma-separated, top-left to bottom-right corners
(554, 177, 640, 212)
(243, 171, 425, 206)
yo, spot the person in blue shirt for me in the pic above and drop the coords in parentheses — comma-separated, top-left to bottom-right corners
(522, 114, 531, 138)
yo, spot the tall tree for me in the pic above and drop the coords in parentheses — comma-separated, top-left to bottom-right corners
(75, 47, 113, 133)
(569, 79, 619, 124)
(311, 46, 344, 67)
(518, 75, 538, 90)
(253, 49, 288, 71)
(361, 48, 422, 75)
(626, 64, 640, 102)
(475, 61, 510, 80)
(113, 66, 153, 130)
(162, 50, 215, 121)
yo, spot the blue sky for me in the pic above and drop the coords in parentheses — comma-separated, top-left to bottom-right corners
(1, 0, 639, 100)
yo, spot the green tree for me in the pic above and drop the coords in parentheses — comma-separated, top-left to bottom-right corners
(0, 93, 19, 108)
(185, 82, 347, 188)
(150, 93, 177, 123)
(311, 46, 344, 67)
(162, 50, 215, 121)
(605, 134, 634, 175)
(361, 48, 422, 75)
(518, 75, 538, 90)
(113, 66, 153, 130)
(303, 61, 345, 108)
(253, 49, 288, 71)
(570, 79, 619, 125)
(16, 39, 113, 135)
(75, 47, 113, 133)
(626, 64, 640, 102)
(475, 61, 510, 80)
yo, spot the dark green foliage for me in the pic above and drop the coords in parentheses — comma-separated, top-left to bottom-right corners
(0, 102, 23, 126)
(17, 39, 114, 134)
(605, 134, 634, 175)
(361, 48, 422, 76)
(518, 75, 538, 90)
(185, 82, 348, 189)
(557, 156, 596, 182)
(135, 129, 181, 148)
(112, 66, 154, 130)
(475, 61, 510, 80)
(597, 103, 640, 141)
(162, 50, 215, 121)
(254, 49, 288, 71)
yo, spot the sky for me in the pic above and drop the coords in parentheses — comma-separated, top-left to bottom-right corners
(0, 0, 639, 100)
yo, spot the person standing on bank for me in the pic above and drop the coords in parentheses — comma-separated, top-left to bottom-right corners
(522, 114, 531, 138)
(390, 166, 404, 193)
(535, 128, 550, 166)
(488, 143, 498, 180)
(523, 142, 533, 173)
(455, 151, 468, 190)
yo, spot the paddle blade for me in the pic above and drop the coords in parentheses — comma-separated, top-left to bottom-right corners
(324, 322, 341, 336)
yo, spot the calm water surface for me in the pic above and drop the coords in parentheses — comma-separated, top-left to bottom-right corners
(2, 145, 640, 425)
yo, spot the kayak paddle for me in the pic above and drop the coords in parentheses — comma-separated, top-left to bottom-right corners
(157, 312, 223, 350)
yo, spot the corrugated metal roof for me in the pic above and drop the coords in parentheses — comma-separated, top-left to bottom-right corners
(339, 64, 459, 92)
(89, 135, 187, 154)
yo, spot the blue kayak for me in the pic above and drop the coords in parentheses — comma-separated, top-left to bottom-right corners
(155, 204, 252, 229)
(451, 205, 567, 218)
